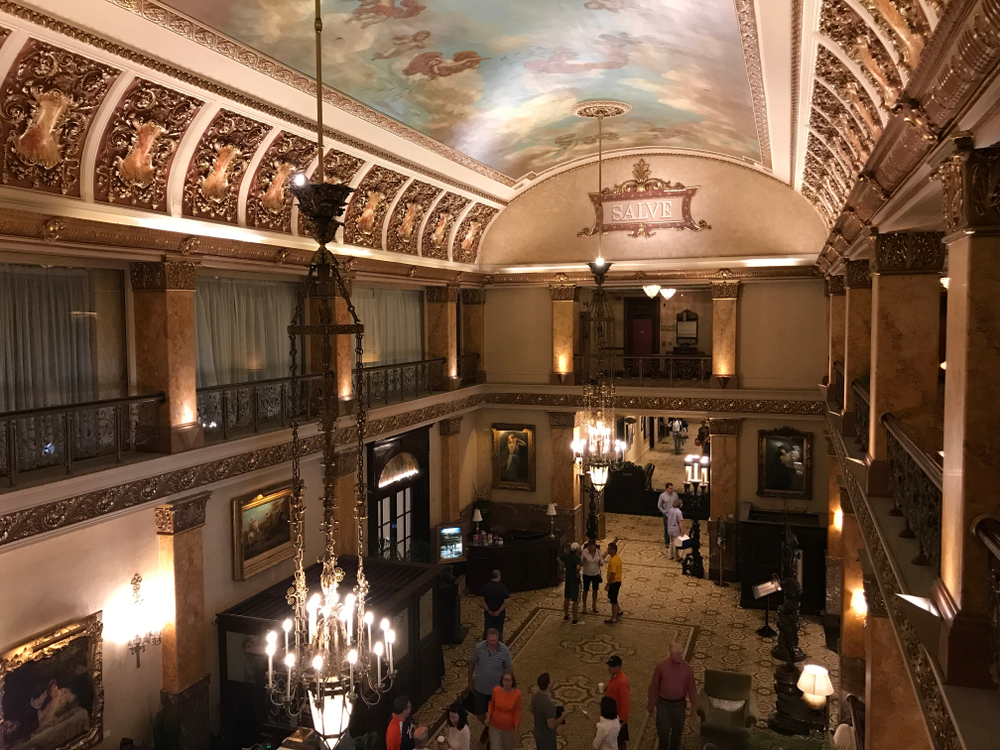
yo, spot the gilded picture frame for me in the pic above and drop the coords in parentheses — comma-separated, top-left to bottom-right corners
(491, 424, 536, 492)
(233, 485, 294, 581)
(0, 612, 104, 750)
(757, 427, 812, 500)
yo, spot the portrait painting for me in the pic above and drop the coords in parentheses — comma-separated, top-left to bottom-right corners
(0, 613, 103, 750)
(757, 427, 812, 500)
(491, 424, 536, 492)
(232, 486, 294, 581)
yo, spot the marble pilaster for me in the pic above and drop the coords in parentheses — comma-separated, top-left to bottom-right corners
(307, 272, 355, 417)
(842, 261, 872, 429)
(710, 282, 738, 388)
(439, 417, 463, 521)
(826, 275, 846, 387)
(840, 495, 865, 662)
(549, 411, 578, 510)
(427, 285, 459, 390)
(825, 454, 843, 623)
(706, 419, 738, 581)
(461, 288, 487, 382)
(550, 286, 577, 385)
(334, 449, 360, 556)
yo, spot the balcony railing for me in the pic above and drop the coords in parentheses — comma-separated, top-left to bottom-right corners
(197, 375, 323, 440)
(0, 393, 165, 486)
(973, 517, 1000, 696)
(573, 354, 712, 388)
(882, 412, 942, 571)
(830, 361, 845, 412)
(853, 379, 870, 457)
(354, 358, 445, 409)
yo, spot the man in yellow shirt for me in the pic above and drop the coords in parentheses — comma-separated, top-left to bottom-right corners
(604, 541, 623, 624)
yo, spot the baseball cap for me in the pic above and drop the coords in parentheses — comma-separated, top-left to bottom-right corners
(570, 542, 580, 551)
(606, 655, 622, 667)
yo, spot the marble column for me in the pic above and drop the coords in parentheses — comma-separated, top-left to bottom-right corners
(439, 417, 463, 522)
(156, 492, 211, 750)
(826, 275, 846, 388)
(710, 281, 738, 388)
(427, 284, 459, 390)
(933, 145, 1000, 688)
(130, 257, 204, 453)
(706, 419, 738, 580)
(842, 261, 872, 435)
(863, 573, 934, 750)
(825, 450, 843, 627)
(840, 489, 866, 690)
(334, 449, 360, 556)
(461, 288, 487, 382)
(549, 411, 578, 512)
(550, 285, 577, 385)
(867, 230, 944, 494)
(308, 271, 356, 416)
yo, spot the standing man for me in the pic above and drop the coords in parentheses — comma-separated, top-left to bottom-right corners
(531, 672, 568, 750)
(671, 419, 685, 454)
(560, 542, 583, 624)
(481, 569, 510, 641)
(666, 498, 684, 562)
(581, 539, 605, 614)
(386, 695, 412, 750)
(604, 656, 631, 750)
(604, 542, 623, 625)
(647, 644, 699, 750)
(468, 629, 514, 745)
(657, 483, 680, 551)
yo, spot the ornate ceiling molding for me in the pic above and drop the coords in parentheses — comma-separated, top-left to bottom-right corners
(245, 131, 316, 234)
(386, 180, 440, 257)
(453, 203, 498, 265)
(790, 0, 804, 186)
(734, 0, 773, 171)
(422, 192, 470, 261)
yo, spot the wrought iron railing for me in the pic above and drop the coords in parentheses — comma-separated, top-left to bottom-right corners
(197, 375, 323, 440)
(354, 358, 445, 408)
(0, 393, 165, 486)
(853, 379, 870, 457)
(573, 354, 712, 388)
(883, 412, 942, 571)
(458, 353, 480, 386)
(973, 517, 1000, 693)
(831, 361, 845, 412)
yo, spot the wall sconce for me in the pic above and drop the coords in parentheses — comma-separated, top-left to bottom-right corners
(850, 589, 868, 618)
(546, 503, 557, 537)
(833, 508, 843, 531)
(127, 574, 162, 668)
(660, 288, 676, 300)
(940, 276, 949, 290)
(643, 285, 661, 298)
(571, 439, 585, 468)
(796, 664, 833, 709)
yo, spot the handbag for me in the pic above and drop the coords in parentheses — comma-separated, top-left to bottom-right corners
(694, 438, 702, 446)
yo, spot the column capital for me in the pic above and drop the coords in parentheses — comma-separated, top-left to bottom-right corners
(334, 448, 359, 478)
(707, 418, 740, 436)
(549, 284, 578, 301)
(130, 255, 199, 291)
(460, 288, 485, 305)
(439, 417, 463, 436)
(155, 492, 210, 535)
(427, 284, 459, 303)
(548, 411, 576, 429)
(938, 145, 1000, 237)
(824, 275, 846, 296)
(868, 230, 945, 275)
(710, 280, 739, 299)
(844, 259, 872, 289)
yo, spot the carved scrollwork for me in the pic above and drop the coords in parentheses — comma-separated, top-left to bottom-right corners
(869, 230, 945, 273)
(844, 258, 872, 288)
(154, 492, 208, 535)
(707, 418, 740, 436)
(825, 275, 846, 296)
(421, 192, 470, 260)
(820, 0, 903, 108)
(342, 165, 408, 249)
(426, 284, 459, 304)
(246, 131, 316, 233)
(811, 108, 863, 176)
(460, 288, 485, 305)
(816, 47, 884, 139)
(813, 81, 874, 158)
(94, 78, 202, 211)
(0, 39, 119, 197)
(130, 259, 198, 290)
(937, 147, 1000, 235)
(711, 281, 739, 299)
(296, 147, 366, 237)
(856, 0, 929, 70)
(439, 417, 463, 436)
(386, 180, 440, 255)
(182, 109, 270, 223)
(549, 285, 577, 301)
(863, 568, 889, 617)
(454, 203, 498, 264)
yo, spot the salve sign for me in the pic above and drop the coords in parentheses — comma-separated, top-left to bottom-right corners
(578, 159, 711, 238)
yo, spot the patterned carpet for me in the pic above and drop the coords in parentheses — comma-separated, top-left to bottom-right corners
(415, 512, 839, 750)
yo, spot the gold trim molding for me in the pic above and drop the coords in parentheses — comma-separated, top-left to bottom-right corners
(734, 0, 773, 171)
(154, 492, 209, 535)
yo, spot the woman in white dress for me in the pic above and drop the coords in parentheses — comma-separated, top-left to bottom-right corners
(441, 703, 470, 750)
(593, 696, 621, 750)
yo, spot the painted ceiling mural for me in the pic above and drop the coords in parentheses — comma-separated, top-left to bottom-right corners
(157, 0, 762, 178)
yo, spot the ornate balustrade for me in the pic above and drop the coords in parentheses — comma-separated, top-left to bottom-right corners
(458, 353, 480, 386)
(830, 361, 845, 412)
(973, 517, 1000, 696)
(882, 413, 942, 572)
(853, 379, 870, 457)
(197, 375, 322, 440)
(0, 393, 165, 486)
(354, 357, 445, 408)
(573, 354, 712, 388)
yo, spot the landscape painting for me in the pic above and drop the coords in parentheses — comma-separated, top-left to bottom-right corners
(233, 486, 294, 580)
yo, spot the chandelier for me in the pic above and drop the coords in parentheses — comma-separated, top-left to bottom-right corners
(262, 2, 394, 744)
(571, 101, 630, 539)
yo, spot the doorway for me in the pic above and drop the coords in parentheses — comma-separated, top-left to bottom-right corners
(367, 427, 431, 561)
(624, 296, 659, 374)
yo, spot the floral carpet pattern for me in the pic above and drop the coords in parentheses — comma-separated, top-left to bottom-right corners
(414, 513, 839, 750)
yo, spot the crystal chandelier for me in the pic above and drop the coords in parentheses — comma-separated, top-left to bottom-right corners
(262, 2, 394, 744)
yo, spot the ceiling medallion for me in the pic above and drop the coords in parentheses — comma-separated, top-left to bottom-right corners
(571, 101, 632, 119)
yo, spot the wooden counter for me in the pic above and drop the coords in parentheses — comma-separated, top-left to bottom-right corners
(467, 535, 560, 594)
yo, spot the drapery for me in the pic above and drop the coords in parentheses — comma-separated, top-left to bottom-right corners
(0, 264, 96, 412)
(352, 287, 424, 365)
(195, 277, 299, 387)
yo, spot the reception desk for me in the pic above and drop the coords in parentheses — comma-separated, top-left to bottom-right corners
(467, 533, 560, 594)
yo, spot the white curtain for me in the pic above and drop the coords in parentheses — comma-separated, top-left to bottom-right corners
(0, 264, 96, 412)
(353, 287, 424, 365)
(195, 277, 299, 387)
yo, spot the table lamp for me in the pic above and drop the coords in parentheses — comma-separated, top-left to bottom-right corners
(472, 509, 483, 536)
(796, 664, 834, 709)
(546, 503, 557, 537)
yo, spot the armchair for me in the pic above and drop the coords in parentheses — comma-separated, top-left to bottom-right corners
(697, 669, 759, 750)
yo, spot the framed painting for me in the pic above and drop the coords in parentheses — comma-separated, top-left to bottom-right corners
(233, 486, 294, 580)
(757, 427, 812, 499)
(491, 424, 536, 491)
(0, 613, 104, 750)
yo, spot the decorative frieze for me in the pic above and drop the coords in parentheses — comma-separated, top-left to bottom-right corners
(460, 288, 485, 305)
(868, 230, 945, 274)
(707, 418, 740, 436)
(549, 285, 577, 301)
(439, 417, 463, 437)
(844, 259, 872, 288)
(130, 258, 199, 290)
(454, 203, 498, 264)
(245, 132, 317, 233)
(426, 284, 459, 304)
(342, 165, 408, 249)
(154, 492, 209, 535)
(386, 180, 440, 255)
(711, 281, 739, 299)
(937, 146, 1000, 236)
(825, 275, 846, 296)
(548, 412, 576, 429)
(422, 192, 470, 260)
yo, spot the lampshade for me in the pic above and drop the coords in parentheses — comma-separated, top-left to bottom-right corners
(472, 509, 483, 523)
(642, 285, 661, 298)
(309, 684, 354, 748)
(660, 288, 677, 300)
(590, 465, 610, 491)
(546, 503, 557, 517)
(796, 664, 833, 696)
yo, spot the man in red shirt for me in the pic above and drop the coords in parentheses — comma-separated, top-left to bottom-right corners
(604, 655, 630, 750)
(646, 644, 699, 750)
(385, 695, 412, 750)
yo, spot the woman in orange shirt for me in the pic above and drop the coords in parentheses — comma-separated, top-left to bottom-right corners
(486, 670, 521, 750)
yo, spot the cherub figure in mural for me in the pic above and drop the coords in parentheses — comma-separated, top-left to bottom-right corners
(524, 38, 629, 75)
(403, 50, 489, 79)
(347, 0, 426, 29)
(372, 30, 431, 60)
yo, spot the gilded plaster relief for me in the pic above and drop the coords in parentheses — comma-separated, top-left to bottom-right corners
(246, 131, 316, 233)
(856, 0, 929, 69)
(386, 179, 441, 255)
(94, 78, 203, 211)
(0, 39, 119, 196)
(421, 192, 470, 261)
(819, 0, 903, 108)
(812, 81, 873, 157)
(342, 165, 407, 249)
(815, 47, 883, 140)
(182, 108, 270, 223)
(810, 108, 862, 175)
(453, 203, 498, 264)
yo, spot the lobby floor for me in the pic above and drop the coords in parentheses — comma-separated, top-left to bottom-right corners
(415, 512, 839, 750)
